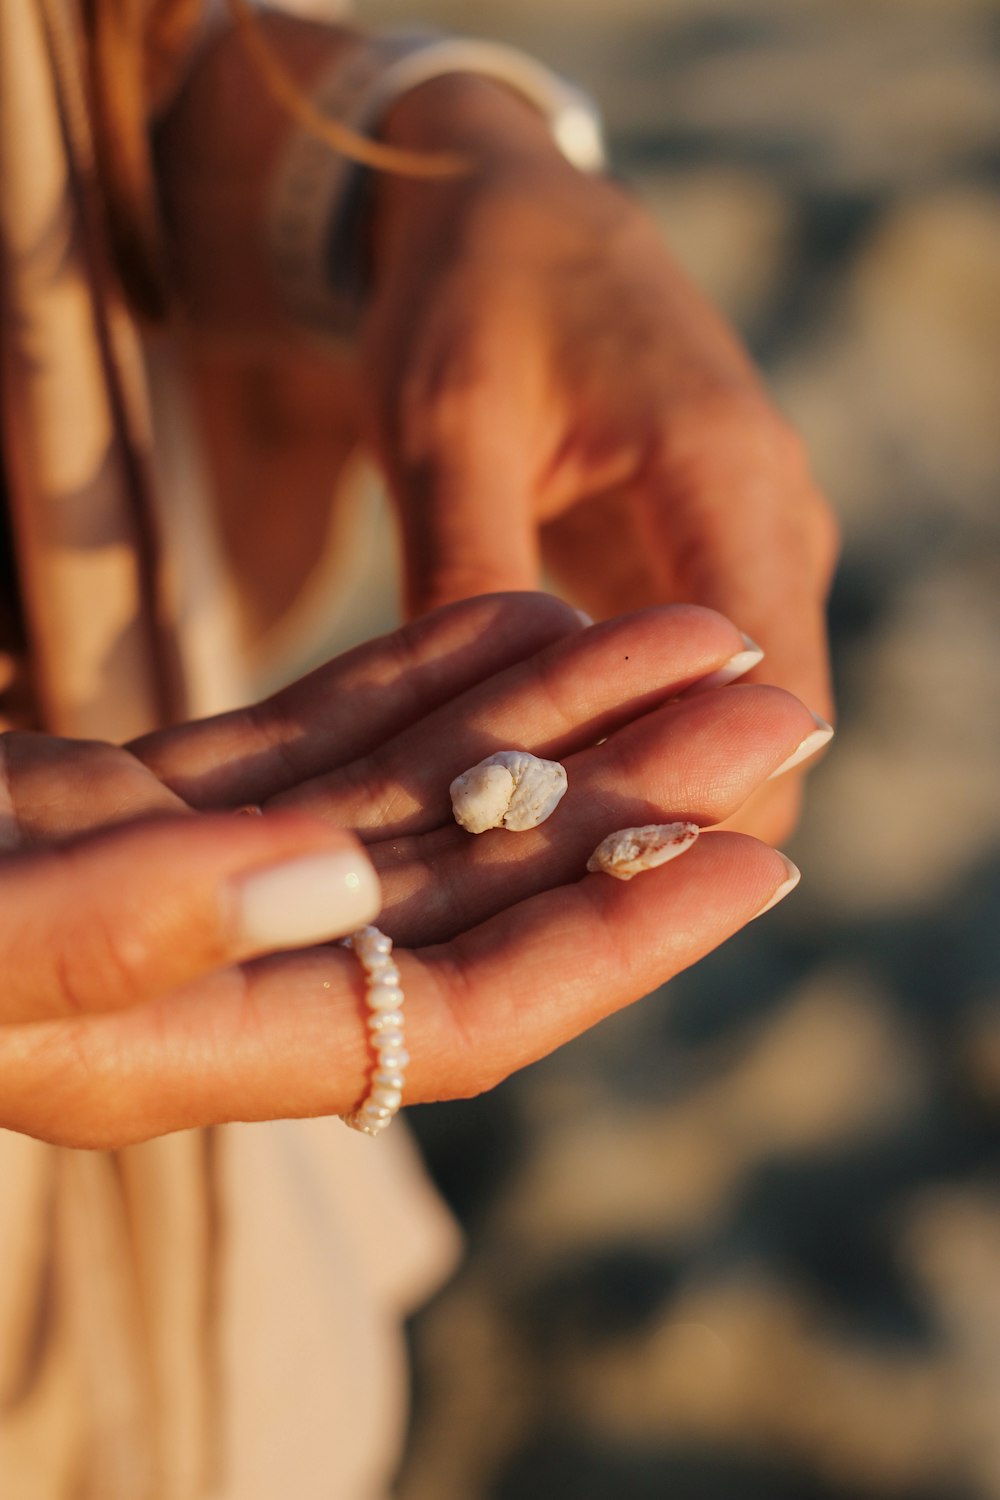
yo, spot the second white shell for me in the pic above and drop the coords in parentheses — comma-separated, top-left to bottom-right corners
(450, 750, 568, 834)
(586, 822, 700, 880)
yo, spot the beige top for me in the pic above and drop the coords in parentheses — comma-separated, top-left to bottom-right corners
(0, 4, 460, 1496)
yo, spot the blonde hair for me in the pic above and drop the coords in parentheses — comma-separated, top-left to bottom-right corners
(85, 0, 466, 321)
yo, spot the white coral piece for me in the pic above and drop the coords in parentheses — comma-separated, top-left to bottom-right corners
(586, 822, 700, 881)
(450, 750, 568, 834)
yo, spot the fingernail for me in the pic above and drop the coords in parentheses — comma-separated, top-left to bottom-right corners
(686, 634, 764, 694)
(766, 713, 835, 780)
(752, 854, 801, 918)
(232, 850, 382, 954)
(574, 608, 595, 627)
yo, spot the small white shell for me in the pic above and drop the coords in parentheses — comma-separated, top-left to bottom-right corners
(586, 822, 700, 880)
(450, 750, 568, 834)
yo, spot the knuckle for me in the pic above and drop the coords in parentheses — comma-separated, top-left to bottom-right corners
(58, 899, 155, 1016)
(659, 385, 800, 487)
(52, 852, 164, 1014)
(657, 386, 841, 585)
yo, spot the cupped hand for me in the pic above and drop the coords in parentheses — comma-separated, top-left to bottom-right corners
(361, 79, 838, 841)
(1, 595, 811, 1148)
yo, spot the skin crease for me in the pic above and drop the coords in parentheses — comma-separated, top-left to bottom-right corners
(0, 597, 813, 1148)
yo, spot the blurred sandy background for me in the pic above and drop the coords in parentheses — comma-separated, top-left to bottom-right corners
(348, 2, 1000, 1496)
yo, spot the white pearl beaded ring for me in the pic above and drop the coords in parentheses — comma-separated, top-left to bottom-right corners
(340, 925, 408, 1136)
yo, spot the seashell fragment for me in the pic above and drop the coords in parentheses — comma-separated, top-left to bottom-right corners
(586, 822, 700, 881)
(450, 750, 568, 834)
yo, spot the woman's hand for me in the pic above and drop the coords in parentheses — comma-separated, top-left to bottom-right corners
(155, 30, 835, 842)
(0, 595, 817, 1148)
(363, 78, 839, 841)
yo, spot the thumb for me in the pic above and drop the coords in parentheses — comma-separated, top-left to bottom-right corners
(0, 812, 381, 1024)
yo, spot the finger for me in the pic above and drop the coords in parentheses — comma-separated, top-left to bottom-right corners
(394, 439, 539, 618)
(0, 833, 792, 1145)
(370, 682, 823, 945)
(0, 733, 187, 846)
(378, 326, 546, 618)
(638, 400, 839, 722)
(414, 831, 797, 1094)
(0, 812, 380, 1024)
(272, 604, 756, 836)
(130, 592, 581, 807)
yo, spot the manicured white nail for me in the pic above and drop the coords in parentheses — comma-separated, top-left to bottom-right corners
(686, 634, 764, 694)
(752, 855, 801, 918)
(766, 713, 835, 780)
(232, 850, 381, 953)
(574, 608, 595, 627)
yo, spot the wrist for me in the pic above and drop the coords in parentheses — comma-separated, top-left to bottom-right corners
(371, 75, 577, 287)
(380, 72, 563, 162)
(265, 32, 606, 341)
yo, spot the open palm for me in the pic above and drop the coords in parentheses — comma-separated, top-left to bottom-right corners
(0, 595, 811, 1147)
